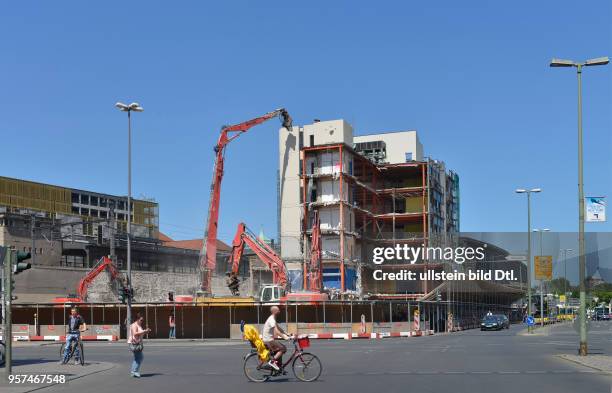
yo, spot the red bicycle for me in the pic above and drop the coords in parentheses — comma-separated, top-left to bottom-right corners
(243, 336, 322, 382)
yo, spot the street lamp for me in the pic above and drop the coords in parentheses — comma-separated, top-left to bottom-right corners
(550, 56, 608, 356)
(534, 228, 550, 327)
(561, 248, 573, 298)
(114, 101, 144, 333)
(515, 188, 542, 332)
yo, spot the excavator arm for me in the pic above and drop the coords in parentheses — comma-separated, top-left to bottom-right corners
(305, 210, 323, 292)
(77, 256, 123, 301)
(200, 109, 292, 293)
(230, 223, 287, 288)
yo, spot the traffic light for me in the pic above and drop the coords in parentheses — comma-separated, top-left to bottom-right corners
(119, 287, 128, 304)
(14, 251, 32, 275)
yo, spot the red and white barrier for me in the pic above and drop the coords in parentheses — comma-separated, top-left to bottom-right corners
(2, 335, 119, 342)
(306, 330, 434, 339)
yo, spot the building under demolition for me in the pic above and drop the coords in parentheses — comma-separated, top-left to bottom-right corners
(279, 119, 461, 298)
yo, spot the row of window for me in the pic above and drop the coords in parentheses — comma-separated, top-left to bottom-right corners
(21, 246, 44, 255)
(71, 192, 132, 211)
(71, 206, 132, 221)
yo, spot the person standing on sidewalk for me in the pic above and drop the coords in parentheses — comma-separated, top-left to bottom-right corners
(128, 313, 150, 378)
(168, 313, 176, 339)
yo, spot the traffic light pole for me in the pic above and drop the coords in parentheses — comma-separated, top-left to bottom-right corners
(3, 248, 12, 378)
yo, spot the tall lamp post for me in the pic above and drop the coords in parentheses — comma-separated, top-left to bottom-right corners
(115, 101, 144, 333)
(561, 248, 573, 298)
(515, 188, 542, 333)
(550, 56, 609, 356)
(534, 228, 550, 327)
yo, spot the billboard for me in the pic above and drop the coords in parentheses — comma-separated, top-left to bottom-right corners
(534, 255, 553, 280)
(585, 197, 606, 222)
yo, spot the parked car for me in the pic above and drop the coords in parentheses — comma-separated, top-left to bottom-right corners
(481, 315, 503, 331)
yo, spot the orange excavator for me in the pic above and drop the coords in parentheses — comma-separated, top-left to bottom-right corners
(228, 221, 328, 303)
(200, 109, 292, 294)
(53, 256, 127, 303)
(229, 223, 287, 289)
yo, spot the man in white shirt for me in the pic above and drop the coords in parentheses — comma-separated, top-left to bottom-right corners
(262, 306, 291, 371)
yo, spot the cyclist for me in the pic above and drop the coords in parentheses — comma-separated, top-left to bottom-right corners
(262, 306, 292, 371)
(62, 308, 86, 365)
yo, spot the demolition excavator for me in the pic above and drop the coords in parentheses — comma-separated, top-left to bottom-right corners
(200, 109, 292, 295)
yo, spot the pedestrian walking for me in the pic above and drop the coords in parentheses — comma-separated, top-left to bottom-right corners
(168, 313, 176, 339)
(128, 313, 150, 378)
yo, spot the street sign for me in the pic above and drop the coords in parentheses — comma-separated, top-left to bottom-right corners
(534, 256, 553, 280)
(526, 316, 535, 326)
(505, 255, 526, 261)
(585, 196, 606, 222)
(559, 295, 566, 303)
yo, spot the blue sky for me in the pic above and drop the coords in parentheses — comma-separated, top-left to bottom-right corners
(1, 1, 610, 242)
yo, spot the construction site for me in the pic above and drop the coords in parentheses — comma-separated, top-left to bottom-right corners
(2, 109, 525, 339)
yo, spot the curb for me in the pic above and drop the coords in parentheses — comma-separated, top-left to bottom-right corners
(306, 330, 435, 339)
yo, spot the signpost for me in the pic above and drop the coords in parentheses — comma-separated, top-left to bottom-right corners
(534, 256, 553, 327)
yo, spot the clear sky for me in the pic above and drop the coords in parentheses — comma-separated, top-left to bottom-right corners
(1, 1, 610, 242)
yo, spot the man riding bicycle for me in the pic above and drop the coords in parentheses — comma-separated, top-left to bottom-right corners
(262, 306, 292, 371)
(62, 308, 86, 365)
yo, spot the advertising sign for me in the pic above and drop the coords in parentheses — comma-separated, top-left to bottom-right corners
(534, 256, 553, 280)
(585, 197, 606, 222)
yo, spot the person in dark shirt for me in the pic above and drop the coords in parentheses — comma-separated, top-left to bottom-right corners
(61, 308, 86, 364)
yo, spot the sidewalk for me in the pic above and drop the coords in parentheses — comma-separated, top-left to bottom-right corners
(0, 360, 115, 393)
(557, 354, 612, 373)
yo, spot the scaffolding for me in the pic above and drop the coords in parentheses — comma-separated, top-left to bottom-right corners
(299, 143, 460, 298)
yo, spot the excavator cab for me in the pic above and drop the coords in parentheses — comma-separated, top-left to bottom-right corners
(259, 285, 285, 303)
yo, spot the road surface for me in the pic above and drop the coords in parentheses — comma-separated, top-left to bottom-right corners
(6, 321, 612, 393)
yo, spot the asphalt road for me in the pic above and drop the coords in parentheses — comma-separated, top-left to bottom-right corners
(8, 322, 612, 393)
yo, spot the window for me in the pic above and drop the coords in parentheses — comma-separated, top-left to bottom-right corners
(118, 213, 125, 221)
(310, 189, 317, 202)
(71, 193, 80, 203)
(405, 152, 413, 162)
(81, 208, 89, 216)
(90, 209, 99, 218)
(118, 201, 126, 210)
(99, 198, 107, 208)
(310, 135, 314, 147)
(100, 210, 107, 218)
(90, 196, 98, 206)
(81, 194, 90, 205)
(72, 206, 79, 214)
(310, 162, 315, 174)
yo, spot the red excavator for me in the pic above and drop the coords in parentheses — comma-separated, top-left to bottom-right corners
(229, 222, 327, 303)
(200, 109, 292, 294)
(53, 256, 126, 304)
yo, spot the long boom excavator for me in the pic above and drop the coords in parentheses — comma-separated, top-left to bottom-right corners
(200, 109, 292, 294)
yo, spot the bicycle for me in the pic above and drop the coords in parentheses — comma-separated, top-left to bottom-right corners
(243, 335, 322, 382)
(59, 334, 85, 366)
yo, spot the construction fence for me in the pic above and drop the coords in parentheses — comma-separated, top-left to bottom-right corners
(6, 300, 522, 340)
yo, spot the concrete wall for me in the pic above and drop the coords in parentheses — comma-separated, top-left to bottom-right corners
(354, 130, 422, 163)
(88, 269, 201, 303)
(0, 220, 63, 267)
(279, 124, 302, 262)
